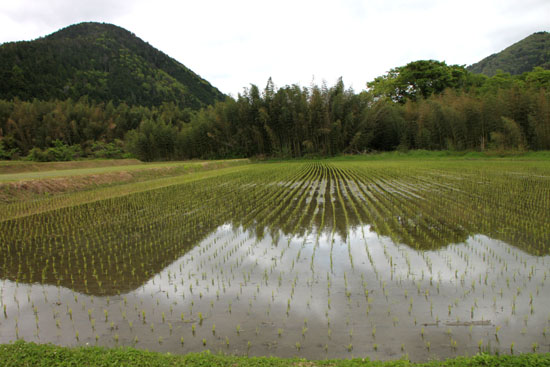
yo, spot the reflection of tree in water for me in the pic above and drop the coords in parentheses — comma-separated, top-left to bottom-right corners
(233, 163, 548, 255)
(1, 162, 548, 296)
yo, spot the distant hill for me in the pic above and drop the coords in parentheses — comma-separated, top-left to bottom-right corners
(0, 22, 225, 108)
(467, 32, 550, 76)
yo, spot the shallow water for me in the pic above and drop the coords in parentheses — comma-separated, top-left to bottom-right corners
(2, 161, 549, 360)
(2, 223, 548, 360)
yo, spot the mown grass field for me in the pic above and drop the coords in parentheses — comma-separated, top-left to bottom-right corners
(1, 154, 549, 363)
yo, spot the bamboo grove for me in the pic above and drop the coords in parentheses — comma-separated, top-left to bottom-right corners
(1, 63, 550, 161)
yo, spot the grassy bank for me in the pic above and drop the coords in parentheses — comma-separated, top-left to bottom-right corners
(1, 341, 549, 367)
(250, 150, 550, 163)
(330, 150, 550, 161)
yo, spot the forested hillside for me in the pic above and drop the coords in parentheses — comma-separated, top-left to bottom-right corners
(468, 32, 550, 76)
(1, 27, 549, 161)
(0, 22, 224, 108)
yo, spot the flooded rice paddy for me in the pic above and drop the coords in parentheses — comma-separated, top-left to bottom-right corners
(1, 161, 549, 360)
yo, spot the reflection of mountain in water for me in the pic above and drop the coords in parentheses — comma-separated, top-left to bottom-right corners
(1, 162, 548, 296)
(234, 163, 548, 257)
(3, 223, 548, 359)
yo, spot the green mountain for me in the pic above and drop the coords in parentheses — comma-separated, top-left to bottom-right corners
(467, 31, 550, 76)
(0, 22, 225, 108)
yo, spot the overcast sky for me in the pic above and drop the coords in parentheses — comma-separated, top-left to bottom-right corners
(1, 0, 549, 96)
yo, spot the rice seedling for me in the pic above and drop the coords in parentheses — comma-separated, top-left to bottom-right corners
(1, 159, 549, 360)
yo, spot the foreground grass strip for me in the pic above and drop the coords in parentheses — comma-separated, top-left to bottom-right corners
(1, 341, 549, 367)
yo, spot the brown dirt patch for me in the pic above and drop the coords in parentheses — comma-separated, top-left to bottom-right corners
(0, 159, 142, 174)
(0, 171, 135, 202)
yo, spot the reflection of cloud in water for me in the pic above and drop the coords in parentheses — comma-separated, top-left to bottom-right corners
(137, 224, 550, 358)
(2, 223, 549, 360)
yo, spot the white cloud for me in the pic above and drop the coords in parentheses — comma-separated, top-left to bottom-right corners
(0, 1, 136, 41)
(1, 0, 549, 96)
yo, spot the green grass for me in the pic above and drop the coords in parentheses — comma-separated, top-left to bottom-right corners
(1, 341, 549, 367)
(329, 150, 550, 161)
(251, 150, 550, 163)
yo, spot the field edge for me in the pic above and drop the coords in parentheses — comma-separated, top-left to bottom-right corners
(1, 341, 549, 367)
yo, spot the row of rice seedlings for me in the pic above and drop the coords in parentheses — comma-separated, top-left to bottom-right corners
(356, 161, 548, 254)
(281, 164, 326, 236)
(265, 163, 320, 235)
(1, 160, 549, 358)
(0, 163, 312, 295)
(237, 164, 313, 230)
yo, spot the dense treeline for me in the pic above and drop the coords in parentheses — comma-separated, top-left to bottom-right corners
(1, 61, 550, 161)
(0, 97, 195, 160)
(117, 62, 550, 160)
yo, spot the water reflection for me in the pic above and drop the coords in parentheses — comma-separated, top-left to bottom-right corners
(2, 224, 549, 360)
(1, 162, 548, 300)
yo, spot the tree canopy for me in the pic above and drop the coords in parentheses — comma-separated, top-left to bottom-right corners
(366, 60, 470, 102)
